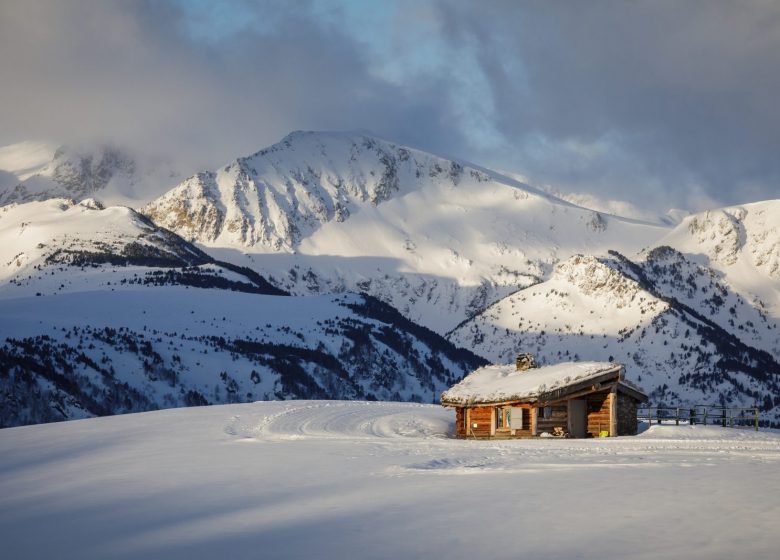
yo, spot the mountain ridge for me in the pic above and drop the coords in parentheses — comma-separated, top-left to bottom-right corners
(0, 131, 777, 427)
(140, 130, 668, 332)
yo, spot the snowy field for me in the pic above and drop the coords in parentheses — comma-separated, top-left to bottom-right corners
(2, 401, 780, 559)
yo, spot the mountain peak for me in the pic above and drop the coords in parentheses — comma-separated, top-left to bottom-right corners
(656, 199, 780, 280)
(142, 130, 482, 250)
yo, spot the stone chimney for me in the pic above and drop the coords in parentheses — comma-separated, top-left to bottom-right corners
(516, 353, 536, 371)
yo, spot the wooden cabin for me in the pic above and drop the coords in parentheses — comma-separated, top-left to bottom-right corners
(441, 356, 647, 439)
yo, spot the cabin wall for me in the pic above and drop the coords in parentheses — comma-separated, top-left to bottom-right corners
(617, 394, 639, 435)
(536, 404, 568, 435)
(494, 406, 533, 439)
(586, 391, 611, 437)
(454, 405, 533, 439)
(450, 387, 641, 439)
(455, 407, 466, 438)
(467, 406, 493, 438)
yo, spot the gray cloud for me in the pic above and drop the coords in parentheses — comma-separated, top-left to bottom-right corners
(436, 1, 780, 209)
(1, 1, 779, 210)
(0, 1, 459, 172)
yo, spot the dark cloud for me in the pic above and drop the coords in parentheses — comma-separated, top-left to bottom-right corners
(1, 1, 779, 210)
(0, 0, 459, 173)
(436, 1, 780, 209)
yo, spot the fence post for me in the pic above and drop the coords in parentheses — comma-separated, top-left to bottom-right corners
(721, 408, 726, 427)
(689, 408, 695, 426)
(675, 407, 679, 426)
(755, 408, 759, 432)
(657, 406, 661, 425)
(703, 408, 707, 426)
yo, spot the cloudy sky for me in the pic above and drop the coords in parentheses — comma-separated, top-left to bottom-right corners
(1, 0, 779, 211)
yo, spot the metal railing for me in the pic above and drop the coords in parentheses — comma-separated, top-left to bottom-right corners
(638, 405, 760, 431)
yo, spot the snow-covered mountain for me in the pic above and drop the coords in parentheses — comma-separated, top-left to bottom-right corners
(0, 288, 484, 428)
(0, 198, 212, 283)
(495, 168, 688, 225)
(1, 131, 778, 428)
(142, 131, 668, 331)
(656, 201, 780, 303)
(0, 142, 181, 207)
(0, 198, 484, 427)
(449, 201, 780, 424)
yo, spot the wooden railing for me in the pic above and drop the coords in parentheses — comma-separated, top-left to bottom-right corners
(638, 406, 760, 431)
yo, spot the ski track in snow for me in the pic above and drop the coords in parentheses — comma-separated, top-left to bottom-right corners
(221, 401, 780, 472)
(225, 401, 454, 442)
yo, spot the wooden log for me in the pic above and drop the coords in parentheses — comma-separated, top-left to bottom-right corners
(609, 387, 618, 436)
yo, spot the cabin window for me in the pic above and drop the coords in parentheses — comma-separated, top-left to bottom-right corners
(540, 406, 552, 420)
(496, 407, 523, 430)
(495, 407, 510, 429)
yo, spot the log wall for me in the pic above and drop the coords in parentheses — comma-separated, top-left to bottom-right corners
(455, 407, 466, 438)
(453, 405, 533, 438)
(467, 406, 493, 438)
(536, 404, 568, 435)
(586, 391, 611, 437)
(450, 387, 640, 439)
(496, 406, 533, 439)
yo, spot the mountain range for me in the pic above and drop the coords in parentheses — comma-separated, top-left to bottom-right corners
(0, 131, 777, 427)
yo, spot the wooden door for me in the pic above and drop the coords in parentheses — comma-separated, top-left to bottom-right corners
(569, 399, 587, 438)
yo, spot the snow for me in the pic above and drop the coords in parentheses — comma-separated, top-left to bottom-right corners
(0, 282, 475, 420)
(0, 195, 487, 426)
(2, 401, 780, 559)
(142, 131, 669, 332)
(441, 361, 621, 405)
(654, 200, 780, 316)
(0, 198, 196, 282)
(448, 245, 780, 421)
(0, 142, 182, 207)
(0, 141, 58, 180)
(497, 168, 672, 225)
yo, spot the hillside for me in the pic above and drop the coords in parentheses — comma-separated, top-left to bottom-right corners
(449, 202, 780, 424)
(654, 200, 780, 312)
(0, 199, 484, 427)
(1, 132, 778, 428)
(142, 131, 668, 331)
(0, 198, 212, 282)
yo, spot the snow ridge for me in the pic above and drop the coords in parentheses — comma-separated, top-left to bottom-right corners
(142, 130, 668, 332)
(0, 142, 181, 207)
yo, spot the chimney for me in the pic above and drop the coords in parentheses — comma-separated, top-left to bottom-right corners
(516, 353, 536, 371)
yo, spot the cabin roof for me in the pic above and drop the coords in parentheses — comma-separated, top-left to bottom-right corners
(441, 361, 644, 406)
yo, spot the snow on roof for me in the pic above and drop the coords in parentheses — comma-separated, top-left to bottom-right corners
(441, 361, 622, 406)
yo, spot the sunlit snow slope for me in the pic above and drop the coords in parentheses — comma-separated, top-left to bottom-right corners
(2, 132, 778, 429)
(0, 198, 210, 283)
(142, 131, 668, 331)
(2, 401, 780, 560)
(450, 202, 780, 423)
